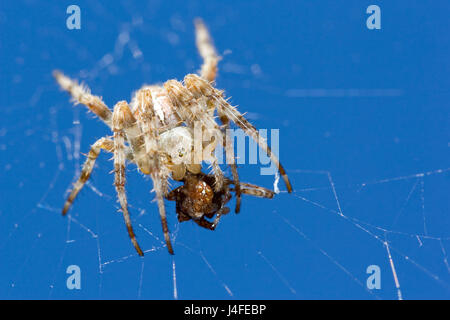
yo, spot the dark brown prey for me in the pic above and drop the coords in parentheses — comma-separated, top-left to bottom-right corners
(166, 172, 275, 230)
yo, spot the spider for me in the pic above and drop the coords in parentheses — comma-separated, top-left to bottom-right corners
(166, 171, 275, 231)
(54, 18, 293, 256)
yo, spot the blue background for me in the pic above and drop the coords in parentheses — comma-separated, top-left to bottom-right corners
(0, 1, 449, 299)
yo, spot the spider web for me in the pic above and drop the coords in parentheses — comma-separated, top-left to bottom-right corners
(1, 1, 450, 300)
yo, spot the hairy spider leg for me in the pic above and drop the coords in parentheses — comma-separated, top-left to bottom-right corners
(194, 18, 219, 83)
(217, 98, 293, 193)
(112, 102, 144, 256)
(62, 137, 114, 215)
(163, 80, 225, 192)
(133, 89, 174, 254)
(184, 74, 293, 193)
(192, 207, 230, 230)
(218, 111, 242, 213)
(193, 21, 243, 213)
(232, 181, 275, 199)
(53, 70, 113, 128)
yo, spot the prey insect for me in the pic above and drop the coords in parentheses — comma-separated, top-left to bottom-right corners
(167, 172, 275, 231)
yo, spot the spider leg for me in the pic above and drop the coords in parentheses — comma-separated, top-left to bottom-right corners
(176, 211, 191, 223)
(133, 91, 175, 254)
(53, 70, 113, 128)
(217, 100, 293, 193)
(211, 206, 231, 229)
(165, 187, 181, 201)
(62, 137, 114, 215)
(192, 206, 230, 230)
(191, 76, 293, 192)
(151, 174, 174, 254)
(219, 114, 241, 213)
(234, 182, 275, 199)
(164, 79, 225, 191)
(112, 102, 144, 256)
(194, 18, 219, 83)
(184, 74, 293, 193)
(112, 101, 151, 175)
(209, 159, 225, 192)
(193, 18, 237, 199)
(182, 75, 242, 209)
(193, 216, 215, 230)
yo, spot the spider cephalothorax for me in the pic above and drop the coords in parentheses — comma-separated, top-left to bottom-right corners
(54, 18, 292, 256)
(167, 172, 275, 230)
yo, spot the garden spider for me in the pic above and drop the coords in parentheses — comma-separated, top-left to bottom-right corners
(54, 18, 293, 256)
